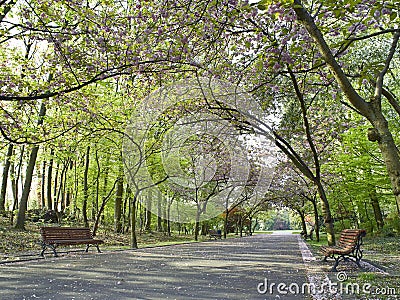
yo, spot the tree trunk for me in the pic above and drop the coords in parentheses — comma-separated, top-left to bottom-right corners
(47, 148, 54, 210)
(93, 179, 118, 236)
(35, 160, 42, 209)
(53, 163, 59, 211)
(167, 201, 172, 236)
(315, 181, 334, 245)
(114, 168, 123, 233)
(9, 162, 15, 203)
(15, 146, 41, 229)
(224, 208, 229, 239)
(298, 209, 307, 237)
(82, 146, 90, 228)
(131, 195, 138, 249)
(93, 149, 101, 221)
(252, 218, 258, 234)
(195, 219, 200, 241)
(157, 197, 162, 232)
(0, 144, 13, 212)
(73, 157, 79, 216)
(138, 202, 146, 233)
(369, 188, 384, 229)
(371, 116, 400, 216)
(15, 102, 46, 230)
(195, 203, 200, 240)
(55, 163, 68, 214)
(11, 145, 24, 219)
(61, 163, 68, 211)
(41, 161, 46, 208)
(239, 216, 243, 237)
(145, 204, 152, 232)
(10, 161, 17, 225)
(248, 216, 253, 235)
(163, 206, 168, 234)
(65, 160, 73, 209)
(121, 185, 130, 233)
(65, 188, 71, 209)
(311, 199, 320, 242)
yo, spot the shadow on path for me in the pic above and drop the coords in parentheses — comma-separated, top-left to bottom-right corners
(0, 233, 310, 300)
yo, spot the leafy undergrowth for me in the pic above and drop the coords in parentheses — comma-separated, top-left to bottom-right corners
(0, 216, 210, 263)
(306, 233, 400, 299)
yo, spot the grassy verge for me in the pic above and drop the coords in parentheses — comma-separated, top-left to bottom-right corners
(0, 217, 241, 262)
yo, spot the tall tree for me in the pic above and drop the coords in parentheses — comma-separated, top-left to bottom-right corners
(46, 148, 54, 210)
(291, 0, 400, 217)
(82, 146, 90, 228)
(0, 144, 13, 212)
(15, 102, 46, 229)
(114, 163, 124, 233)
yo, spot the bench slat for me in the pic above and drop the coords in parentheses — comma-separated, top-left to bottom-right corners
(45, 239, 103, 245)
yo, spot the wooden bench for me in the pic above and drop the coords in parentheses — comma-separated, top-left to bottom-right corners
(40, 227, 104, 257)
(209, 230, 222, 240)
(320, 229, 366, 271)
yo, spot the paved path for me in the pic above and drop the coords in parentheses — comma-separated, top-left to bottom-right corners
(0, 234, 311, 300)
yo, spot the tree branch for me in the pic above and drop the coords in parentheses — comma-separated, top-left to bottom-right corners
(288, 67, 321, 180)
(273, 131, 315, 181)
(382, 87, 400, 117)
(374, 30, 400, 104)
(292, 0, 371, 118)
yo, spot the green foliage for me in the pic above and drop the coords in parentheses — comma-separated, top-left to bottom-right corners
(262, 209, 292, 230)
(255, 0, 293, 10)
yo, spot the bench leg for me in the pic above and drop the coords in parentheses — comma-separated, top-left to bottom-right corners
(355, 248, 363, 262)
(49, 245, 58, 257)
(40, 244, 46, 257)
(331, 255, 349, 272)
(353, 254, 364, 269)
(331, 257, 340, 272)
(328, 255, 364, 272)
(41, 244, 58, 257)
(86, 244, 102, 253)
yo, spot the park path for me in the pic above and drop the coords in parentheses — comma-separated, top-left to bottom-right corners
(0, 233, 311, 300)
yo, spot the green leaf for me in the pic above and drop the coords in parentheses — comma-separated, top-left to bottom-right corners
(257, 3, 267, 10)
